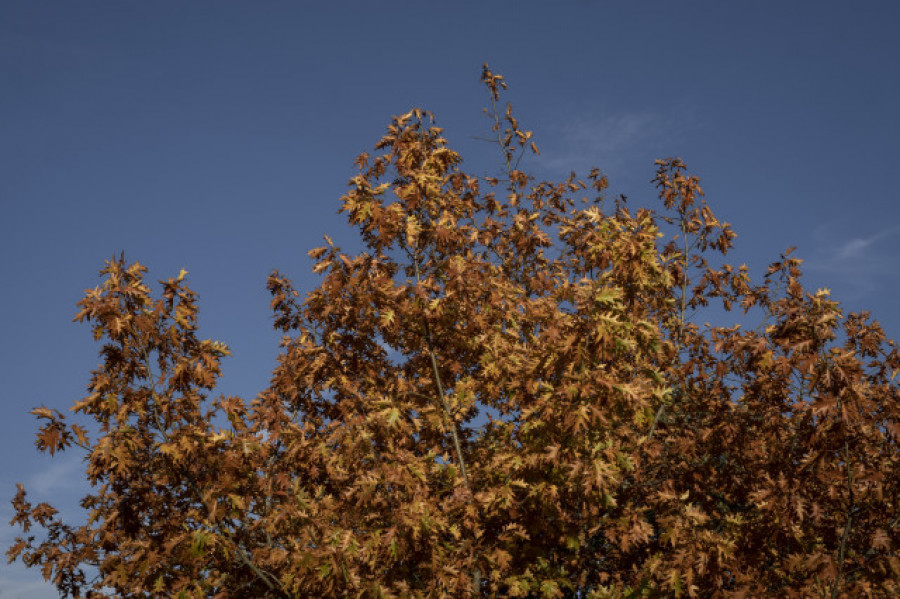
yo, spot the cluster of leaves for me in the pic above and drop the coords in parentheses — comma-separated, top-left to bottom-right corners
(8, 66, 899, 597)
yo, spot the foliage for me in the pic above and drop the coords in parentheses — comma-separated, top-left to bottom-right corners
(8, 65, 900, 598)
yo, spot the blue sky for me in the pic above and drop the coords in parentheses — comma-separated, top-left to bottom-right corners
(2, 2, 899, 595)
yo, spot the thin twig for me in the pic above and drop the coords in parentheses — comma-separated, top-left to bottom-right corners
(412, 257, 471, 493)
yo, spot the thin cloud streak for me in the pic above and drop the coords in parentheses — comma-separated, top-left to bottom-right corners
(830, 225, 900, 261)
(26, 451, 88, 496)
(538, 111, 661, 176)
(804, 223, 900, 300)
(1, 452, 96, 598)
(0, 505, 60, 599)
(531, 101, 700, 200)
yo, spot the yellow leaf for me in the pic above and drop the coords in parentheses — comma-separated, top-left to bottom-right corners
(31, 406, 54, 419)
(228, 494, 246, 511)
(308, 246, 328, 260)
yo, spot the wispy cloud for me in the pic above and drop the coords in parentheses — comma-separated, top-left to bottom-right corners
(26, 452, 89, 496)
(0, 452, 90, 548)
(0, 503, 61, 599)
(0, 567, 60, 599)
(537, 111, 661, 176)
(831, 226, 900, 261)
(0, 452, 93, 598)
(530, 98, 701, 184)
(805, 223, 900, 299)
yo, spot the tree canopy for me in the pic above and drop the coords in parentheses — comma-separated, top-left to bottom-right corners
(8, 65, 900, 598)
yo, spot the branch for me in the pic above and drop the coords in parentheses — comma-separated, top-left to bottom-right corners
(647, 211, 692, 441)
(411, 257, 471, 494)
(830, 435, 855, 599)
(131, 324, 291, 598)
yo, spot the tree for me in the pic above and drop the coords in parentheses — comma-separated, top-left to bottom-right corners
(8, 65, 899, 598)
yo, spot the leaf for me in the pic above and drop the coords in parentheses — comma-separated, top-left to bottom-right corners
(308, 246, 328, 260)
(540, 580, 561, 598)
(31, 406, 54, 420)
(11, 63, 900, 599)
(189, 530, 209, 557)
(872, 529, 890, 551)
